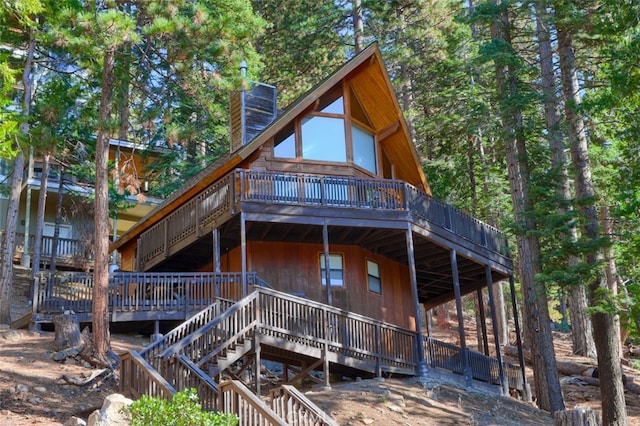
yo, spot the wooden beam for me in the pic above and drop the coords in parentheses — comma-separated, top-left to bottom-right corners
(378, 121, 400, 141)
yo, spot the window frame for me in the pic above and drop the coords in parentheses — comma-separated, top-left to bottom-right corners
(366, 259, 382, 295)
(320, 252, 345, 287)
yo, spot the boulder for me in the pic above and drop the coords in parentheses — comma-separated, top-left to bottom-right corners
(87, 394, 132, 426)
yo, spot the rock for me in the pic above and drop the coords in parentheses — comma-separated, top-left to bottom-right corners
(0, 324, 10, 331)
(389, 395, 405, 407)
(87, 393, 132, 426)
(65, 417, 87, 426)
(33, 386, 47, 393)
(28, 397, 41, 404)
(16, 384, 30, 393)
(360, 419, 375, 425)
(386, 403, 404, 413)
(3, 330, 23, 342)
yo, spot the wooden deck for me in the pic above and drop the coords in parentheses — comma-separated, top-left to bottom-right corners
(32, 271, 267, 324)
(136, 169, 511, 273)
(5, 231, 92, 270)
(31, 271, 524, 424)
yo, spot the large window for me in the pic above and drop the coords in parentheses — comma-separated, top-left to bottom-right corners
(272, 83, 380, 173)
(320, 253, 344, 286)
(301, 116, 346, 162)
(352, 124, 376, 173)
(367, 260, 381, 294)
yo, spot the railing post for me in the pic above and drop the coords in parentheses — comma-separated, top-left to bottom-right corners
(402, 183, 410, 211)
(163, 220, 169, 259)
(322, 307, 331, 389)
(375, 323, 382, 378)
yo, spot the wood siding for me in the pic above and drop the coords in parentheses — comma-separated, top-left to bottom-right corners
(245, 241, 416, 330)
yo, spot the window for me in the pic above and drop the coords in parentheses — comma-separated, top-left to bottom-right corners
(301, 116, 346, 162)
(367, 260, 381, 294)
(274, 125, 296, 158)
(320, 253, 344, 286)
(352, 124, 376, 173)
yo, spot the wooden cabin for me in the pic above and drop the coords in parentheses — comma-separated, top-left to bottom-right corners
(113, 44, 512, 330)
(32, 44, 527, 421)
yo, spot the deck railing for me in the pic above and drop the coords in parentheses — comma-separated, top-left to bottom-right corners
(32, 271, 265, 321)
(138, 169, 508, 270)
(424, 336, 524, 391)
(4, 231, 91, 267)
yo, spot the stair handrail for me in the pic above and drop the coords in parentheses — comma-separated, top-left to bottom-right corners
(158, 291, 259, 362)
(120, 350, 176, 401)
(219, 380, 288, 426)
(140, 298, 235, 360)
(255, 286, 417, 372)
(269, 385, 339, 426)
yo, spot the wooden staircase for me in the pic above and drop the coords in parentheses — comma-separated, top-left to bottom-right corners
(120, 286, 523, 424)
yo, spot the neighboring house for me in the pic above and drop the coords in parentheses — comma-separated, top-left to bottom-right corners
(0, 138, 163, 270)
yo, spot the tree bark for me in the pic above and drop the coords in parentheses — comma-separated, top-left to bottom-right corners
(352, 0, 364, 54)
(31, 152, 49, 277)
(534, 3, 596, 358)
(49, 164, 64, 272)
(490, 2, 564, 413)
(92, 47, 116, 368)
(0, 27, 35, 324)
(557, 26, 627, 426)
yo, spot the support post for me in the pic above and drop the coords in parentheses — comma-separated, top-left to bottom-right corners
(240, 213, 247, 297)
(406, 225, 427, 377)
(212, 227, 221, 273)
(476, 288, 489, 355)
(322, 222, 332, 306)
(451, 250, 472, 387)
(255, 335, 261, 397)
(509, 274, 531, 401)
(486, 266, 508, 395)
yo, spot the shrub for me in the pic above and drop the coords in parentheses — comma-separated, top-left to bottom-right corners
(129, 388, 239, 426)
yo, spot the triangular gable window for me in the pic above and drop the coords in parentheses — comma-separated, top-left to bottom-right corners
(349, 87, 371, 128)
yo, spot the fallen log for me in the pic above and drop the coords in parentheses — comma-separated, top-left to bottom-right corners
(504, 345, 640, 395)
(503, 345, 597, 376)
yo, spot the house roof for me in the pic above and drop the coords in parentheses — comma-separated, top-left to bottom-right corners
(111, 43, 430, 251)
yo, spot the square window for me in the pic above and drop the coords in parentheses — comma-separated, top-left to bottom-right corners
(367, 260, 381, 294)
(320, 253, 344, 286)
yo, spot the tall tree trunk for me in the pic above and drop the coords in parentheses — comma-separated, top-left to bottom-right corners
(490, 2, 564, 413)
(0, 27, 36, 324)
(534, 4, 595, 357)
(92, 47, 116, 367)
(557, 26, 627, 426)
(49, 165, 64, 273)
(600, 206, 625, 353)
(31, 152, 50, 277)
(352, 0, 364, 53)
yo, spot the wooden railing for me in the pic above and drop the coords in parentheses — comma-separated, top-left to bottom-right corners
(269, 385, 339, 426)
(424, 337, 524, 391)
(119, 350, 177, 401)
(219, 380, 288, 426)
(4, 231, 91, 267)
(32, 271, 266, 321)
(138, 169, 509, 270)
(256, 287, 417, 375)
(140, 298, 236, 362)
(159, 291, 260, 375)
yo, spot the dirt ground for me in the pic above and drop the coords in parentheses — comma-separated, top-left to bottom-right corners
(2, 266, 640, 425)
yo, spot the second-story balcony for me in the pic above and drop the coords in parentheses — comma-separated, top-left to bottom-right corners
(136, 169, 512, 289)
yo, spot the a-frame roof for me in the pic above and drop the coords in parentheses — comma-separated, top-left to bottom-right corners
(112, 43, 429, 251)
